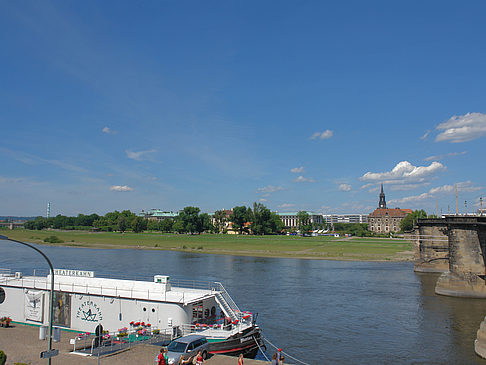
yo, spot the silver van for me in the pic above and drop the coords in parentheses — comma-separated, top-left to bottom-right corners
(166, 334, 209, 364)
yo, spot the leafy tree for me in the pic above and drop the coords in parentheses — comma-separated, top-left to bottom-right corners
(160, 219, 174, 232)
(400, 209, 427, 232)
(176, 206, 201, 234)
(297, 211, 312, 235)
(197, 213, 212, 234)
(131, 216, 147, 233)
(172, 220, 186, 234)
(117, 216, 127, 232)
(334, 223, 371, 237)
(230, 206, 250, 234)
(146, 220, 160, 231)
(213, 210, 228, 233)
(250, 202, 276, 235)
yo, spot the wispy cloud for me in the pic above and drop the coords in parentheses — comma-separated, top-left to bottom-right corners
(278, 203, 295, 209)
(424, 151, 467, 161)
(102, 126, 117, 134)
(109, 185, 133, 192)
(389, 181, 482, 205)
(310, 130, 333, 140)
(420, 130, 431, 140)
(436, 112, 486, 143)
(290, 166, 305, 173)
(338, 183, 351, 192)
(257, 185, 284, 194)
(360, 161, 446, 190)
(126, 149, 157, 161)
(295, 176, 315, 183)
(0, 147, 88, 173)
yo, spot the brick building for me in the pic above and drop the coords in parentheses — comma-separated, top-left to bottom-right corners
(368, 185, 412, 233)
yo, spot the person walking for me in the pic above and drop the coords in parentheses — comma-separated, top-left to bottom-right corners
(238, 353, 244, 365)
(271, 353, 278, 365)
(193, 350, 204, 365)
(157, 348, 166, 365)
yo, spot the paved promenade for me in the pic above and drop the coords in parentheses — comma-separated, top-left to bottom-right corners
(0, 324, 269, 365)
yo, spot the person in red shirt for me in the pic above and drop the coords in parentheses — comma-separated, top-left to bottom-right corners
(157, 348, 166, 365)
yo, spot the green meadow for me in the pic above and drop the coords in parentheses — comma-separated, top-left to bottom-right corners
(2, 229, 413, 261)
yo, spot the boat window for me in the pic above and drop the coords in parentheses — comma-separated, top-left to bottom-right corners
(0, 287, 4, 304)
(143, 307, 147, 311)
(204, 309, 209, 318)
(152, 308, 155, 312)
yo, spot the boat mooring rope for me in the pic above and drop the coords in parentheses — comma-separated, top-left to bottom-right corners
(253, 335, 270, 362)
(262, 334, 311, 365)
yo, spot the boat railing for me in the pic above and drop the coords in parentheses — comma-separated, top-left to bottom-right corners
(213, 281, 241, 316)
(72, 326, 174, 356)
(0, 268, 12, 277)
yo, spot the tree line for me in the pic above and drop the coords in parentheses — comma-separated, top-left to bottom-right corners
(23, 203, 285, 235)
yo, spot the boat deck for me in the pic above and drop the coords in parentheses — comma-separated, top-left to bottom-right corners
(0, 273, 217, 304)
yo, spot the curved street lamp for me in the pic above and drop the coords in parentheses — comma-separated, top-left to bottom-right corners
(0, 235, 55, 364)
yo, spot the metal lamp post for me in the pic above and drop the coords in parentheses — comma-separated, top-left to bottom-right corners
(0, 235, 55, 364)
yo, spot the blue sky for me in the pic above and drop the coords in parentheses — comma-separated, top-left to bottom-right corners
(1, 1, 486, 217)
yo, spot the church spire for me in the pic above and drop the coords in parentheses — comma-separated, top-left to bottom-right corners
(379, 183, 386, 209)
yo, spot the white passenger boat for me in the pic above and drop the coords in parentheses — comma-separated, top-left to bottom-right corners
(0, 268, 263, 357)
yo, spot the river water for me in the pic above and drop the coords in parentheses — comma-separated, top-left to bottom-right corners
(1, 240, 486, 364)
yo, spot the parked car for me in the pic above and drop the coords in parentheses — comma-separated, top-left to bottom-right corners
(166, 334, 209, 364)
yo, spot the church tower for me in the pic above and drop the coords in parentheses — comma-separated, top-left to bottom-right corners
(378, 184, 386, 209)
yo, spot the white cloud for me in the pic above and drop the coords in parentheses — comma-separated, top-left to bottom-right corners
(360, 161, 446, 186)
(258, 198, 267, 202)
(109, 185, 133, 192)
(436, 112, 486, 143)
(126, 149, 157, 161)
(102, 126, 116, 134)
(278, 203, 295, 209)
(295, 176, 315, 183)
(290, 166, 305, 173)
(338, 183, 351, 192)
(389, 181, 482, 205)
(310, 130, 333, 140)
(420, 130, 431, 140)
(257, 185, 284, 194)
(424, 151, 467, 161)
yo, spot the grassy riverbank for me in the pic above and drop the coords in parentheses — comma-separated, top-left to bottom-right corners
(1, 229, 414, 261)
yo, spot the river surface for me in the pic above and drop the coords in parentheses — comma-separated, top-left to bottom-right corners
(1, 240, 486, 364)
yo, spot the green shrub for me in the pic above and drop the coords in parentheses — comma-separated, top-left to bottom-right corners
(43, 235, 64, 244)
(0, 350, 6, 365)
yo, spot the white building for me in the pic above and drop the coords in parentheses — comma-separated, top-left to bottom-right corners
(276, 212, 323, 229)
(322, 214, 368, 224)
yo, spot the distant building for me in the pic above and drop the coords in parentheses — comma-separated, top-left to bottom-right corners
(276, 212, 323, 229)
(209, 209, 234, 233)
(322, 214, 368, 224)
(140, 209, 178, 221)
(368, 185, 412, 233)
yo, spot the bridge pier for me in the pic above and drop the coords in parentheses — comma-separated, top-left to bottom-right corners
(413, 219, 449, 273)
(430, 217, 486, 298)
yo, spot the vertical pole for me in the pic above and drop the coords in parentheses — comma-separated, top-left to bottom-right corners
(0, 236, 55, 365)
(455, 185, 458, 215)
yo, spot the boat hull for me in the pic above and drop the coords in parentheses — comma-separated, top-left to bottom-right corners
(208, 325, 263, 358)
